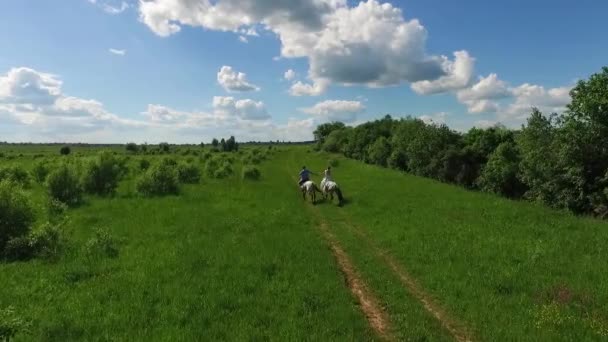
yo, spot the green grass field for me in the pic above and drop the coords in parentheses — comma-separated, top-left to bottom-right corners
(2, 145, 608, 341)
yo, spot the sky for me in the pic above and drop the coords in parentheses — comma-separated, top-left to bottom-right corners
(0, 0, 607, 143)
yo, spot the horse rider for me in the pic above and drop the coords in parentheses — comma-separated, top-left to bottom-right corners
(298, 166, 316, 186)
(320, 166, 333, 190)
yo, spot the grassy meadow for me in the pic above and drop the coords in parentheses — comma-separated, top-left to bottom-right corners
(1, 144, 608, 341)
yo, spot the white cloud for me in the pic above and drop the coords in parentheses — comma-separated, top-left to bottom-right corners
(238, 35, 248, 43)
(217, 66, 260, 92)
(141, 104, 186, 123)
(501, 84, 571, 120)
(89, 0, 129, 15)
(411, 51, 475, 95)
(0, 66, 319, 143)
(467, 100, 499, 114)
(212, 96, 269, 120)
(289, 80, 328, 96)
(109, 48, 126, 56)
(284, 69, 296, 81)
(138, 0, 462, 95)
(300, 100, 364, 123)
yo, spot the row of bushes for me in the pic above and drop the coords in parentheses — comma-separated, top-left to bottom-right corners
(313, 66, 608, 217)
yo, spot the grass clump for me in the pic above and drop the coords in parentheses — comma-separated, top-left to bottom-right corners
(84, 227, 119, 259)
(242, 165, 261, 180)
(0, 306, 31, 341)
(136, 159, 179, 196)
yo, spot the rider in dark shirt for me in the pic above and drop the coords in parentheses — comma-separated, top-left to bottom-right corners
(298, 166, 316, 185)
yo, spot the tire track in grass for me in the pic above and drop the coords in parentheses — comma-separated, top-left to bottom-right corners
(283, 157, 393, 341)
(316, 220, 393, 341)
(335, 212, 475, 342)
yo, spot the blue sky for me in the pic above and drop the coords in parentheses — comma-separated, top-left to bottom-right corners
(0, 0, 607, 143)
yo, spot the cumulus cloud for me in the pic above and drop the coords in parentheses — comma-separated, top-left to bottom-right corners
(109, 48, 126, 56)
(0, 66, 319, 143)
(138, 0, 461, 94)
(289, 80, 328, 96)
(501, 84, 571, 120)
(300, 100, 364, 123)
(217, 66, 260, 92)
(0, 67, 62, 105)
(284, 69, 296, 81)
(238, 36, 248, 43)
(411, 51, 475, 95)
(212, 96, 269, 120)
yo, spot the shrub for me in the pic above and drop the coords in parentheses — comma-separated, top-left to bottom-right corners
(0, 166, 30, 187)
(158, 142, 170, 153)
(328, 159, 339, 167)
(213, 161, 233, 179)
(0, 306, 31, 341)
(0, 180, 35, 254)
(177, 163, 201, 184)
(46, 163, 83, 205)
(28, 221, 68, 261)
(84, 227, 119, 259)
(204, 158, 220, 177)
(82, 151, 122, 196)
(125, 142, 138, 153)
(60, 146, 71, 155)
(242, 166, 261, 180)
(139, 159, 151, 171)
(47, 198, 68, 222)
(31, 160, 50, 183)
(136, 161, 179, 196)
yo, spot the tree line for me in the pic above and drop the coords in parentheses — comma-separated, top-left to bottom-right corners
(313, 67, 608, 218)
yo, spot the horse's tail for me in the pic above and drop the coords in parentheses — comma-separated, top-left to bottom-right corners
(335, 187, 344, 202)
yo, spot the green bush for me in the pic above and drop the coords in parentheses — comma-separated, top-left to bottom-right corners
(136, 161, 179, 196)
(139, 158, 151, 171)
(0, 166, 31, 187)
(83, 151, 122, 196)
(242, 166, 261, 180)
(213, 161, 233, 179)
(84, 227, 119, 259)
(177, 162, 201, 183)
(0, 180, 35, 254)
(46, 163, 83, 205)
(0, 306, 31, 341)
(47, 198, 68, 222)
(328, 159, 339, 167)
(31, 160, 50, 183)
(204, 158, 220, 177)
(4, 220, 68, 262)
(28, 221, 68, 261)
(60, 146, 71, 155)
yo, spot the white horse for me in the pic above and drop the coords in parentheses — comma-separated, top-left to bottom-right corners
(321, 180, 344, 206)
(300, 180, 322, 204)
